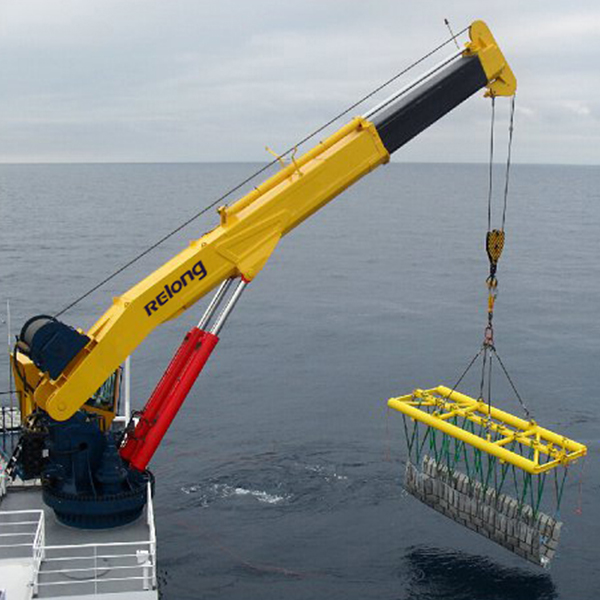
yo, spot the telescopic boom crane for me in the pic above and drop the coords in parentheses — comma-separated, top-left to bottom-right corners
(11, 21, 516, 528)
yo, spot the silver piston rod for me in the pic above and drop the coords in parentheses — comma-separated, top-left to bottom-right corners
(196, 277, 248, 335)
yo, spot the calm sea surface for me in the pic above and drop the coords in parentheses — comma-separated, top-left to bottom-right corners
(0, 162, 598, 599)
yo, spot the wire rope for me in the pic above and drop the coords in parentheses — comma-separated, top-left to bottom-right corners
(54, 26, 469, 318)
(487, 95, 496, 231)
(501, 94, 516, 231)
(492, 348, 532, 420)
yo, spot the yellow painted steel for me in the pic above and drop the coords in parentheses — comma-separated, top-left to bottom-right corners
(465, 20, 517, 97)
(11, 20, 518, 424)
(19, 117, 389, 422)
(10, 353, 40, 419)
(388, 386, 587, 474)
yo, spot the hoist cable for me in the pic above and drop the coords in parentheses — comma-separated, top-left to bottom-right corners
(501, 94, 516, 231)
(54, 26, 469, 319)
(492, 348, 532, 420)
(487, 95, 496, 232)
(487, 352, 493, 423)
(443, 347, 485, 403)
(463, 93, 530, 424)
(478, 346, 488, 404)
(479, 92, 532, 420)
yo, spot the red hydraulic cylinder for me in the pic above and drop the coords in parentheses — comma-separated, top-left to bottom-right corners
(120, 329, 219, 471)
(120, 327, 204, 463)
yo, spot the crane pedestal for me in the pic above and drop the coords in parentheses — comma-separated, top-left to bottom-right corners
(41, 412, 152, 529)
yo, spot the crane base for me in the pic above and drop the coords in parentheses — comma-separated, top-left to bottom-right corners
(43, 469, 153, 529)
(37, 411, 154, 529)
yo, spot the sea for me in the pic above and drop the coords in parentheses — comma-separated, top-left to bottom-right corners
(0, 162, 598, 599)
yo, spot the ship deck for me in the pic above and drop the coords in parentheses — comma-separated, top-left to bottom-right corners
(0, 479, 158, 599)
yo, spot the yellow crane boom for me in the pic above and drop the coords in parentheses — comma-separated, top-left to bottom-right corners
(13, 20, 516, 426)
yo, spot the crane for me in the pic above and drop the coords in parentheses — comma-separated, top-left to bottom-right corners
(10, 21, 516, 528)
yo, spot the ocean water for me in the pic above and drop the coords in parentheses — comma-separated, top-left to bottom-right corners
(0, 162, 598, 599)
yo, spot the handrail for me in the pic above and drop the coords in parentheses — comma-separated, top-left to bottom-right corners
(0, 509, 43, 599)
(40, 538, 154, 551)
(30, 489, 156, 594)
(0, 491, 157, 594)
(0, 467, 8, 499)
(42, 563, 148, 574)
(31, 512, 45, 596)
(0, 509, 41, 515)
(34, 540, 157, 593)
(146, 481, 157, 589)
(43, 552, 149, 562)
(37, 575, 151, 586)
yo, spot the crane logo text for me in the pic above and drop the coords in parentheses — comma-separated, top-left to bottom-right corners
(144, 260, 207, 316)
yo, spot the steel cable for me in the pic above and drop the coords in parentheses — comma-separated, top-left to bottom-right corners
(54, 26, 469, 318)
(501, 94, 516, 230)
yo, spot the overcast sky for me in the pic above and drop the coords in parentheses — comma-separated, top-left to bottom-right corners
(1, 1, 599, 164)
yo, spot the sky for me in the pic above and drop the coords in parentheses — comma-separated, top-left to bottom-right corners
(1, 1, 599, 164)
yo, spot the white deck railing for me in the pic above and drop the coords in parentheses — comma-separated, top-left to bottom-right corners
(33, 483, 156, 596)
(147, 481, 158, 590)
(0, 483, 156, 597)
(34, 484, 157, 595)
(37, 539, 157, 595)
(0, 509, 44, 598)
(0, 509, 44, 551)
(32, 511, 45, 595)
(0, 453, 9, 499)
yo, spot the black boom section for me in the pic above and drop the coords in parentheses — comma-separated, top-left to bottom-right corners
(372, 55, 488, 155)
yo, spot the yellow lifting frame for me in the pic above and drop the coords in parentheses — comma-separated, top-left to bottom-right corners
(388, 386, 587, 475)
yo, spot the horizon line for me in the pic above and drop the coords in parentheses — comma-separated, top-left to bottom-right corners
(1, 160, 598, 167)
